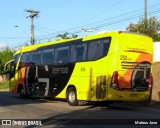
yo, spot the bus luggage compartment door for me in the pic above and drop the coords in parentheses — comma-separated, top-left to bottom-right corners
(96, 75, 107, 99)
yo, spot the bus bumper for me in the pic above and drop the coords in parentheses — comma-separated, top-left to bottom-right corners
(108, 89, 150, 102)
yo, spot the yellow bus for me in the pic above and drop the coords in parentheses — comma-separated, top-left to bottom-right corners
(5, 31, 153, 106)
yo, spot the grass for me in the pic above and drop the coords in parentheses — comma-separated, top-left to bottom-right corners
(0, 81, 9, 91)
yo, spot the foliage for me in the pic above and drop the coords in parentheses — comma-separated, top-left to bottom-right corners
(0, 81, 9, 90)
(0, 47, 14, 75)
(57, 32, 78, 39)
(126, 16, 160, 41)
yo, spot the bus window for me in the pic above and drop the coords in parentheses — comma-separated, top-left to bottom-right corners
(103, 38, 111, 56)
(70, 45, 76, 62)
(56, 46, 69, 64)
(76, 44, 87, 62)
(20, 52, 30, 63)
(87, 38, 111, 61)
(42, 49, 54, 65)
(8, 54, 20, 76)
(19, 52, 30, 68)
(13, 54, 20, 64)
(31, 51, 42, 65)
(87, 40, 99, 61)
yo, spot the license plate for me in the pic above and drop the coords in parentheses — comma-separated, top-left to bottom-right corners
(130, 93, 137, 97)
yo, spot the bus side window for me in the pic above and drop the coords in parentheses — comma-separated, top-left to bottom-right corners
(20, 52, 30, 67)
(31, 51, 42, 65)
(42, 49, 54, 65)
(20, 52, 30, 63)
(70, 45, 76, 62)
(13, 53, 20, 65)
(56, 46, 69, 64)
(103, 39, 111, 56)
(87, 41, 99, 61)
(76, 44, 87, 62)
(87, 38, 111, 61)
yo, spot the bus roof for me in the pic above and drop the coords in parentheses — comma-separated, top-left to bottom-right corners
(13, 37, 79, 56)
(13, 31, 151, 56)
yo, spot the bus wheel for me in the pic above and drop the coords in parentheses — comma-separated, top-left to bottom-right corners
(67, 87, 78, 106)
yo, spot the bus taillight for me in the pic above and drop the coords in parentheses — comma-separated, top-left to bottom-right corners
(111, 71, 120, 90)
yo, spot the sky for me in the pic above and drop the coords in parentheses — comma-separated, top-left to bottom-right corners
(0, 0, 160, 50)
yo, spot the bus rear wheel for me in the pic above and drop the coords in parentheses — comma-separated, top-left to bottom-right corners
(67, 87, 78, 106)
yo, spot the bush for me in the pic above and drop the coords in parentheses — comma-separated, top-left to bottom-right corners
(0, 81, 9, 90)
(0, 47, 15, 75)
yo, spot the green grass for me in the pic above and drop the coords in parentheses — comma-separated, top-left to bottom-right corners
(0, 81, 9, 90)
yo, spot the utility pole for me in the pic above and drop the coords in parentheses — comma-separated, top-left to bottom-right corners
(144, 0, 147, 30)
(25, 9, 39, 45)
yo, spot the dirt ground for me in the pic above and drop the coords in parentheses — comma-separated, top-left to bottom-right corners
(152, 62, 160, 101)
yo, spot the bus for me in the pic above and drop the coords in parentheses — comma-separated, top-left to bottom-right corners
(4, 31, 153, 106)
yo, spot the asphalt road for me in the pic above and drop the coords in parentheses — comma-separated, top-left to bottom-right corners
(0, 91, 160, 128)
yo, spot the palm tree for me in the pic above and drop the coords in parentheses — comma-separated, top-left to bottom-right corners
(71, 34, 78, 38)
(57, 32, 70, 39)
(57, 32, 78, 39)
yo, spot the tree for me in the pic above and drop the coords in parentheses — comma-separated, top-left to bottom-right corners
(126, 16, 160, 41)
(57, 32, 78, 39)
(0, 60, 3, 75)
(0, 47, 14, 75)
(57, 32, 70, 39)
(71, 34, 78, 38)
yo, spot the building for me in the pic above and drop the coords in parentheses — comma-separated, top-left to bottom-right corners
(153, 42, 160, 62)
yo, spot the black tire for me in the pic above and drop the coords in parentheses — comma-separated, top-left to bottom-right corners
(148, 87, 152, 103)
(139, 77, 153, 107)
(67, 87, 78, 106)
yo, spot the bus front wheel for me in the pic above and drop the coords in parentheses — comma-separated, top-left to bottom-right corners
(67, 87, 78, 106)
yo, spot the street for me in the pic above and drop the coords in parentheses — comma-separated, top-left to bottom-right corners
(0, 91, 160, 127)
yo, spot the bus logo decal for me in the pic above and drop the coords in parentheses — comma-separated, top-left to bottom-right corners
(52, 67, 68, 74)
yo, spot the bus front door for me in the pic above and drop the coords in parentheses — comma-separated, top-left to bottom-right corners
(27, 65, 50, 98)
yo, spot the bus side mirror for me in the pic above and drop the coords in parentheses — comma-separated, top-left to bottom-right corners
(4, 64, 8, 71)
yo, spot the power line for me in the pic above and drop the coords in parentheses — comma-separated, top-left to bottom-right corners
(37, 0, 69, 12)
(1, 8, 159, 43)
(69, 0, 122, 29)
(2, 3, 160, 51)
(89, 9, 160, 30)
(69, 3, 160, 31)
(34, 8, 160, 41)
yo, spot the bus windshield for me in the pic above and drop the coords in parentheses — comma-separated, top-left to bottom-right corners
(13, 54, 20, 65)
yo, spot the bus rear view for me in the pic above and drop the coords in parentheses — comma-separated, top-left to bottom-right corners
(109, 32, 153, 104)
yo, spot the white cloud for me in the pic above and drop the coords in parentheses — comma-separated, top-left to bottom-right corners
(97, 30, 107, 34)
(0, 43, 7, 50)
